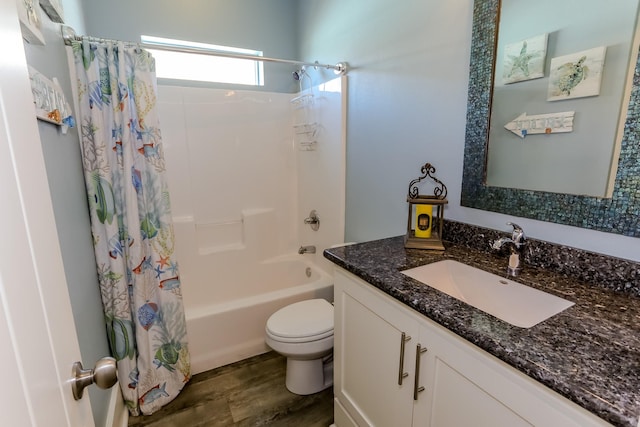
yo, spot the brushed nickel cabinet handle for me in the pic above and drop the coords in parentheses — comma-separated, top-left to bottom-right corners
(413, 344, 428, 400)
(398, 332, 412, 385)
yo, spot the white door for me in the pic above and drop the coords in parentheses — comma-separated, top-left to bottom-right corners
(0, 0, 94, 425)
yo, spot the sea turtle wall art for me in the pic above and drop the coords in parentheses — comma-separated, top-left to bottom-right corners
(547, 46, 607, 101)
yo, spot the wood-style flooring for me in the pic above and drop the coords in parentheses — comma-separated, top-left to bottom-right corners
(128, 351, 334, 427)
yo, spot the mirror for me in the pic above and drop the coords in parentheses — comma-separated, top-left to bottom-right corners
(487, 1, 639, 197)
(461, 0, 640, 236)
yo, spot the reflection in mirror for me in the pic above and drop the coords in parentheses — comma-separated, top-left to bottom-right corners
(461, 0, 640, 236)
(487, 0, 640, 197)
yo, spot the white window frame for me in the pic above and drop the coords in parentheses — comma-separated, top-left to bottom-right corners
(141, 35, 264, 86)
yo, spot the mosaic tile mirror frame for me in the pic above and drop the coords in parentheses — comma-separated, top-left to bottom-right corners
(461, 0, 640, 236)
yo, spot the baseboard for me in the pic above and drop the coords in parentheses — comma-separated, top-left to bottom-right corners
(105, 386, 128, 427)
(333, 397, 358, 427)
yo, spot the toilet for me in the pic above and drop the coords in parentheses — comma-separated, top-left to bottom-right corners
(265, 298, 334, 395)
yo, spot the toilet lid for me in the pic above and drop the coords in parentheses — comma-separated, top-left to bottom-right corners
(266, 299, 333, 340)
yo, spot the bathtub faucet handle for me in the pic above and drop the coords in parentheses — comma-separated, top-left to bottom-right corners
(304, 210, 320, 231)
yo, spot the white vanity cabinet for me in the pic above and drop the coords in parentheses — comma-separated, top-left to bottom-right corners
(333, 268, 611, 427)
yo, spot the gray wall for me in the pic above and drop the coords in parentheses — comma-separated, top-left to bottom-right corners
(81, 0, 301, 93)
(297, 1, 473, 240)
(23, 3, 110, 425)
(298, 0, 640, 261)
(77, 1, 640, 258)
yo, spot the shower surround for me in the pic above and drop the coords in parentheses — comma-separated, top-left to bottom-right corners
(158, 78, 346, 373)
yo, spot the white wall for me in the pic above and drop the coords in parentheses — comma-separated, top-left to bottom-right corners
(158, 85, 297, 310)
(296, 77, 347, 273)
(158, 78, 346, 306)
(298, 0, 640, 262)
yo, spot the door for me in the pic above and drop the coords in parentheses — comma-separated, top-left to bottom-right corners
(0, 0, 94, 425)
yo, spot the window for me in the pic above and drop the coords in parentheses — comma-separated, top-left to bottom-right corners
(141, 35, 264, 86)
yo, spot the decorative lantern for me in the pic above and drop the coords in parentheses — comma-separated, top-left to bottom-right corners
(405, 163, 448, 250)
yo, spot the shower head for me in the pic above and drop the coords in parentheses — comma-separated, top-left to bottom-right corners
(293, 66, 312, 93)
(292, 66, 307, 81)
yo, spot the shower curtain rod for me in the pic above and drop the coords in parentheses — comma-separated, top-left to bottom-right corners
(61, 26, 348, 75)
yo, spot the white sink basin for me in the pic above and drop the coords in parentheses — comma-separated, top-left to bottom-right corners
(401, 260, 574, 328)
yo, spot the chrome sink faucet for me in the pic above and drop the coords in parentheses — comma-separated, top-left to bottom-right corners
(298, 245, 316, 254)
(491, 222, 526, 277)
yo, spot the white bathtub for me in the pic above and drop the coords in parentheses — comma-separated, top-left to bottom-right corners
(185, 256, 334, 374)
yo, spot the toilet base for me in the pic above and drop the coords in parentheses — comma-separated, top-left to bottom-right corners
(285, 357, 333, 395)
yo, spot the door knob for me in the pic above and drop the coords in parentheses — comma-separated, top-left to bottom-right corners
(72, 357, 118, 400)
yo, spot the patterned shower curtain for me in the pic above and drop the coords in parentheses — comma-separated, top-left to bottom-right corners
(71, 38, 190, 415)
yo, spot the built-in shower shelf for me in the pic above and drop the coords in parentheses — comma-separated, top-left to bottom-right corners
(195, 218, 244, 254)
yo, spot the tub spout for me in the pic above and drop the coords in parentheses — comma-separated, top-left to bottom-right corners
(298, 245, 316, 254)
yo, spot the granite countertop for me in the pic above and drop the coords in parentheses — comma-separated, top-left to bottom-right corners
(324, 236, 640, 427)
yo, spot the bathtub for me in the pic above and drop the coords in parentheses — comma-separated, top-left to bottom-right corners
(185, 255, 334, 374)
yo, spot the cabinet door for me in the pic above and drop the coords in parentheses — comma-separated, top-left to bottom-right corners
(413, 318, 610, 427)
(429, 360, 531, 427)
(413, 323, 531, 427)
(414, 350, 533, 427)
(335, 270, 419, 427)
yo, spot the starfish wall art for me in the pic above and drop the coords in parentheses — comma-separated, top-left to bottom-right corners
(502, 33, 548, 84)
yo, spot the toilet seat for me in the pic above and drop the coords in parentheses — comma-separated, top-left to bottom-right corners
(266, 299, 333, 343)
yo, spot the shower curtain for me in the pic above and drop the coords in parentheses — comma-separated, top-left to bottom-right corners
(71, 38, 190, 415)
